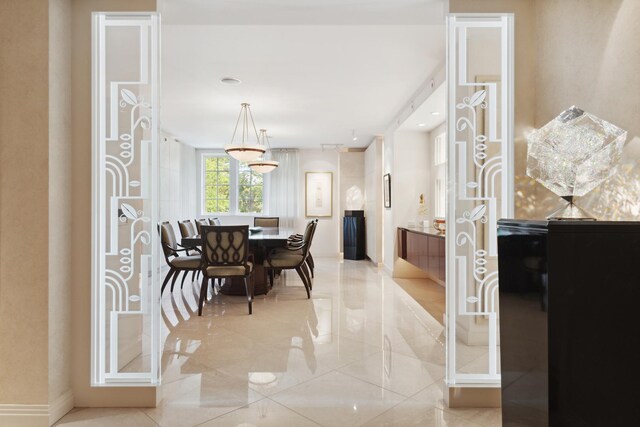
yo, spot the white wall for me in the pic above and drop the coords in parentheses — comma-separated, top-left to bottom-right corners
(427, 121, 446, 223)
(390, 131, 431, 277)
(382, 134, 394, 273)
(297, 149, 341, 257)
(160, 133, 197, 225)
(393, 131, 431, 230)
(364, 137, 383, 264)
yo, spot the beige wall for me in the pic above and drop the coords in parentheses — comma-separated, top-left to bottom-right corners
(70, 0, 157, 407)
(364, 138, 383, 264)
(450, 0, 537, 219)
(451, 0, 640, 220)
(535, 0, 640, 220)
(0, 0, 51, 407)
(49, 0, 73, 410)
(339, 151, 365, 250)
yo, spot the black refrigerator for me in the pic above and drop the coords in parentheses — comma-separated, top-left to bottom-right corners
(343, 210, 365, 260)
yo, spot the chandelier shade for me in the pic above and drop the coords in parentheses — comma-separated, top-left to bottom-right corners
(248, 159, 279, 173)
(224, 103, 265, 162)
(249, 129, 279, 173)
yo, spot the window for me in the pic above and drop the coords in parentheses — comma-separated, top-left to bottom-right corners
(200, 153, 265, 215)
(203, 156, 231, 213)
(238, 163, 263, 213)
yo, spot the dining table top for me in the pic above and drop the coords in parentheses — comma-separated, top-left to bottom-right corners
(181, 226, 294, 248)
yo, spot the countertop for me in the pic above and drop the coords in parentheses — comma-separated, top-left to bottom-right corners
(398, 226, 445, 238)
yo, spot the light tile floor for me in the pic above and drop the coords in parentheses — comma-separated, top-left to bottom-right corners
(56, 258, 501, 427)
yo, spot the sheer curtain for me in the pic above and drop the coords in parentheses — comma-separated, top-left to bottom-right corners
(267, 150, 299, 229)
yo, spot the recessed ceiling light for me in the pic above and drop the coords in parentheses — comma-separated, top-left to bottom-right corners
(220, 77, 242, 85)
(417, 123, 426, 127)
(431, 111, 441, 116)
(353, 137, 358, 141)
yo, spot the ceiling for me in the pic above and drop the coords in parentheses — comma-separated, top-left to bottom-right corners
(397, 81, 446, 132)
(159, 0, 447, 149)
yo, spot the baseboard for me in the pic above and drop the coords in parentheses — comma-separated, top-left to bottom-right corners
(0, 403, 49, 427)
(382, 263, 393, 276)
(49, 390, 74, 426)
(0, 390, 74, 427)
(444, 384, 501, 408)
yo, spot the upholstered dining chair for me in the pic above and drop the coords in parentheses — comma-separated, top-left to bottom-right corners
(208, 217, 221, 226)
(254, 216, 279, 228)
(178, 219, 198, 239)
(158, 222, 203, 295)
(195, 218, 209, 234)
(199, 225, 254, 316)
(287, 219, 318, 277)
(264, 220, 317, 299)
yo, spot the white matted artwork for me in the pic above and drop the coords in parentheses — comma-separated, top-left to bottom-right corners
(305, 172, 333, 217)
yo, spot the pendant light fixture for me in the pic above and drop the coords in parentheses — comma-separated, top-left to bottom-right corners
(248, 129, 279, 173)
(224, 103, 265, 162)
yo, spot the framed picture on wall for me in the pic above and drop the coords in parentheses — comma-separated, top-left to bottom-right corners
(305, 172, 333, 217)
(383, 173, 391, 208)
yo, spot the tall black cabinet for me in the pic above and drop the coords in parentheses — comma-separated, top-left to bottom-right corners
(343, 210, 365, 260)
(497, 219, 640, 426)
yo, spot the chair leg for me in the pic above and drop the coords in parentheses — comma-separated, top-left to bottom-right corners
(180, 270, 189, 289)
(267, 268, 274, 288)
(170, 269, 180, 292)
(301, 262, 312, 290)
(198, 274, 208, 316)
(243, 277, 253, 315)
(307, 253, 315, 276)
(161, 269, 175, 295)
(295, 267, 311, 299)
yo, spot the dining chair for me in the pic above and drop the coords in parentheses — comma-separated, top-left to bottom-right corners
(254, 216, 279, 228)
(287, 219, 318, 277)
(158, 222, 203, 295)
(195, 218, 209, 234)
(208, 217, 221, 226)
(178, 219, 198, 239)
(199, 225, 254, 316)
(264, 219, 317, 298)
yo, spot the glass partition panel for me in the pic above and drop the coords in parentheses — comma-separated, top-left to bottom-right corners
(446, 14, 514, 387)
(91, 12, 160, 385)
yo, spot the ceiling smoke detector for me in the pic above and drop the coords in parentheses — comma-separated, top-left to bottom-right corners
(220, 77, 242, 85)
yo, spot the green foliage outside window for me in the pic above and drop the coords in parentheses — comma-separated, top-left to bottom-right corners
(238, 163, 263, 213)
(204, 157, 230, 213)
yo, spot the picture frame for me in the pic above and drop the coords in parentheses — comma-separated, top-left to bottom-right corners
(305, 172, 333, 217)
(383, 173, 391, 208)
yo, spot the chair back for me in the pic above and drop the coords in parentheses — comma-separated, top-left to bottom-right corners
(300, 219, 318, 258)
(254, 217, 279, 228)
(158, 221, 179, 260)
(178, 219, 197, 238)
(195, 218, 209, 234)
(208, 217, 221, 226)
(201, 225, 250, 268)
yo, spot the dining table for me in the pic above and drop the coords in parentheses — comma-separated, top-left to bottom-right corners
(181, 226, 293, 296)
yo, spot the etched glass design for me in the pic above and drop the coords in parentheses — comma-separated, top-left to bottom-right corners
(526, 106, 627, 197)
(446, 15, 514, 387)
(91, 13, 160, 385)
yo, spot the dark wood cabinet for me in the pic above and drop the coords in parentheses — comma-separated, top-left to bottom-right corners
(498, 219, 640, 427)
(398, 227, 445, 284)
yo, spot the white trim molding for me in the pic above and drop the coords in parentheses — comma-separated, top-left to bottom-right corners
(0, 390, 74, 427)
(445, 13, 514, 393)
(91, 12, 161, 386)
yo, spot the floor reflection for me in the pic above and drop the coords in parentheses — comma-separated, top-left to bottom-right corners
(58, 258, 501, 427)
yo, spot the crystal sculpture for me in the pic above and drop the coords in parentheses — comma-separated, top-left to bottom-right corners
(526, 106, 627, 219)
